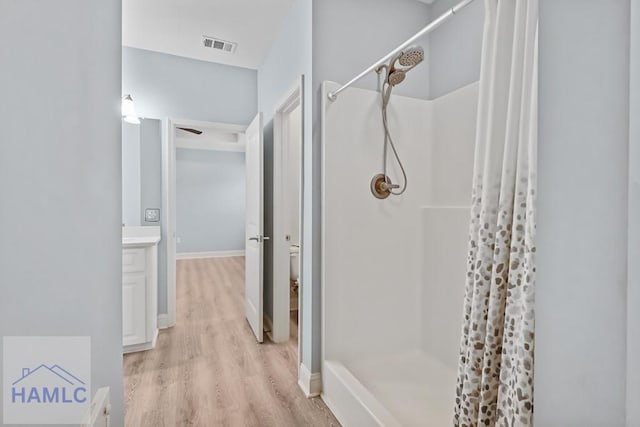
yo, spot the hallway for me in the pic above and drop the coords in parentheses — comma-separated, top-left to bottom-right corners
(124, 257, 339, 426)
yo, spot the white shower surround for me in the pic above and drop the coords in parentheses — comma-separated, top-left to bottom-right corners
(321, 80, 479, 426)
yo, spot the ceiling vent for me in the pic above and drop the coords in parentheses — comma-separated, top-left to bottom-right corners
(202, 36, 237, 53)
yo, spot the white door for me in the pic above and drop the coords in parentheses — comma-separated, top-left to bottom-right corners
(245, 113, 265, 342)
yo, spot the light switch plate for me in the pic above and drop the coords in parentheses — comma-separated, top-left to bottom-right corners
(145, 208, 160, 222)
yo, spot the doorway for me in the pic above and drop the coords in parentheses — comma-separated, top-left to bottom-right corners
(162, 118, 248, 328)
(271, 78, 304, 362)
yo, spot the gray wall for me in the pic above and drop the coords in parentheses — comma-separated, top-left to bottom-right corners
(536, 1, 630, 425)
(121, 119, 162, 227)
(122, 47, 257, 314)
(122, 121, 141, 226)
(314, 0, 431, 100)
(310, 0, 430, 373)
(258, 0, 313, 368)
(427, 0, 484, 99)
(628, 0, 640, 424)
(140, 119, 163, 226)
(123, 46, 258, 124)
(0, 0, 124, 425)
(176, 149, 246, 253)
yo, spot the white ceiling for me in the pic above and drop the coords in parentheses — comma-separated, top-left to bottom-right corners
(123, 0, 295, 69)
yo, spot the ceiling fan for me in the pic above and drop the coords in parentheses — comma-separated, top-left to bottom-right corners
(177, 127, 203, 135)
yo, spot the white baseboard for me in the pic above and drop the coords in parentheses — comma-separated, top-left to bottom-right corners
(298, 363, 322, 397)
(176, 250, 245, 260)
(123, 330, 157, 354)
(157, 314, 172, 329)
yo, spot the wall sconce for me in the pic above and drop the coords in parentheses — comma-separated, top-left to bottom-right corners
(121, 94, 140, 124)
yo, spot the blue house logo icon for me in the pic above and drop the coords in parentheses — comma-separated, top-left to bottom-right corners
(11, 364, 88, 404)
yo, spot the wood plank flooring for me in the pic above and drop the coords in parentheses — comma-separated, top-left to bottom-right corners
(123, 256, 340, 427)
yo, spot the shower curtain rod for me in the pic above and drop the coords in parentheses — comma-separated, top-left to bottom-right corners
(327, 0, 477, 101)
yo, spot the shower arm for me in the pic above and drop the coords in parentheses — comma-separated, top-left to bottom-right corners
(326, 0, 477, 101)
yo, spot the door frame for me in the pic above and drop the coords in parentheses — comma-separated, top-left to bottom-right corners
(161, 118, 247, 327)
(272, 77, 304, 348)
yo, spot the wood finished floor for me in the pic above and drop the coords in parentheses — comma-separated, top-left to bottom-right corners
(123, 256, 340, 427)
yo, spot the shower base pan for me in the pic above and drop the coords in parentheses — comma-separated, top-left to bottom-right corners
(322, 351, 456, 427)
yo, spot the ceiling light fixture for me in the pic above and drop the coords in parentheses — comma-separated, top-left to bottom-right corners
(121, 94, 140, 124)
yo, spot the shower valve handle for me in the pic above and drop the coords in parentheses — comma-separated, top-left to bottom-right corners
(381, 182, 400, 190)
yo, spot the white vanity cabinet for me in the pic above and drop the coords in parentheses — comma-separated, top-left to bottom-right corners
(122, 227, 161, 353)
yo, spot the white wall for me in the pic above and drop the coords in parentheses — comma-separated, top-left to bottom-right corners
(257, 0, 313, 369)
(322, 83, 430, 361)
(536, 1, 630, 425)
(176, 149, 246, 253)
(421, 83, 478, 371)
(322, 81, 477, 363)
(321, 79, 477, 427)
(0, 0, 124, 424)
(628, 0, 640, 424)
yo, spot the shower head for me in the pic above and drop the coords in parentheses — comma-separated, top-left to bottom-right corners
(398, 45, 424, 68)
(382, 45, 424, 88)
(387, 69, 406, 86)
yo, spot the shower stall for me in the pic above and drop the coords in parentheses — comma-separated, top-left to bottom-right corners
(320, 77, 479, 425)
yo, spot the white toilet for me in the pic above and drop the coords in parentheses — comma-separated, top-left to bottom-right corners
(289, 244, 300, 286)
(289, 245, 300, 311)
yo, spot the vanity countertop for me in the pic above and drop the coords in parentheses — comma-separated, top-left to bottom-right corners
(122, 236, 161, 247)
(122, 226, 161, 247)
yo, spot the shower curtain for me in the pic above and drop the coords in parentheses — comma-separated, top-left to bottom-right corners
(453, 0, 537, 426)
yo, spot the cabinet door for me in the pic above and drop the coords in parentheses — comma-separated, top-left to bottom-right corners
(122, 248, 146, 273)
(123, 274, 146, 346)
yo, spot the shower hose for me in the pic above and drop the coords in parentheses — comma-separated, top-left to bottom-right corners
(380, 79, 408, 196)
